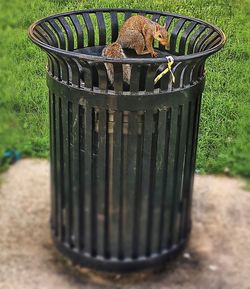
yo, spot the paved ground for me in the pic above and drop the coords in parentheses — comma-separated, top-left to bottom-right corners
(0, 159, 250, 289)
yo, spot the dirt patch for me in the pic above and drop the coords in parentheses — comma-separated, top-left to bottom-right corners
(0, 159, 250, 289)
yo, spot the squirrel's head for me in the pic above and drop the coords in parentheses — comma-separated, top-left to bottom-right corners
(153, 24, 169, 49)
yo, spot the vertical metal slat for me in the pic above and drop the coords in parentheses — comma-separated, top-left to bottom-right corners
(55, 95, 63, 241)
(70, 14, 84, 49)
(178, 101, 192, 242)
(145, 111, 159, 256)
(187, 25, 206, 54)
(124, 112, 138, 258)
(132, 111, 144, 258)
(82, 13, 95, 46)
(185, 94, 202, 235)
(62, 98, 72, 246)
(48, 18, 66, 49)
(49, 92, 56, 231)
(168, 106, 182, 249)
(158, 109, 171, 252)
(151, 110, 167, 253)
(161, 107, 178, 250)
(58, 16, 74, 51)
(72, 101, 80, 250)
(138, 111, 154, 256)
(96, 109, 107, 256)
(170, 104, 189, 247)
(110, 11, 119, 42)
(179, 21, 197, 55)
(83, 107, 93, 253)
(170, 18, 186, 52)
(96, 12, 106, 45)
(40, 22, 59, 47)
(110, 111, 122, 258)
(79, 105, 85, 250)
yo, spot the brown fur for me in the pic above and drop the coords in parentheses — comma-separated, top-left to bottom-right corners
(101, 42, 131, 84)
(117, 15, 169, 57)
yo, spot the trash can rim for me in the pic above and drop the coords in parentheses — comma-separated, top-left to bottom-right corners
(28, 8, 226, 64)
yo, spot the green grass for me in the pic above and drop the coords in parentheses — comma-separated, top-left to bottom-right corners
(0, 0, 249, 177)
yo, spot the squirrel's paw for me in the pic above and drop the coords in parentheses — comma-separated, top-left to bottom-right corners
(151, 51, 158, 57)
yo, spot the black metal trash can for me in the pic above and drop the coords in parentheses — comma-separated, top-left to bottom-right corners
(28, 8, 225, 272)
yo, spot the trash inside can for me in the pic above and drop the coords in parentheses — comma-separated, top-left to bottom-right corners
(28, 8, 225, 272)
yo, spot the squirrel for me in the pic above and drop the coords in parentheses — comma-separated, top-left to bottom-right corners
(102, 42, 131, 85)
(102, 15, 169, 85)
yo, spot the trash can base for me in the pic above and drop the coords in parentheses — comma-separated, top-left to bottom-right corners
(51, 231, 190, 273)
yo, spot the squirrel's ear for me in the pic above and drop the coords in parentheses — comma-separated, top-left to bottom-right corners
(155, 24, 161, 32)
(163, 23, 167, 29)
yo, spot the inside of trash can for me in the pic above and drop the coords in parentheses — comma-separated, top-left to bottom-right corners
(74, 46, 176, 91)
(74, 46, 177, 58)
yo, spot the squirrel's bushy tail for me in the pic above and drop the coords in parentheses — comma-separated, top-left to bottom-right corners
(102, 42, 131, 85)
